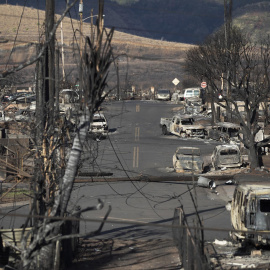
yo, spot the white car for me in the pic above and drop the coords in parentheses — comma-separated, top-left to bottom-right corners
(183, 87, 200, 99)
(89, 113, 108, 138)
(156, 89, 171, 101)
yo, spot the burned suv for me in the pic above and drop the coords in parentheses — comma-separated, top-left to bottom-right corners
(211, 144, 242, 170)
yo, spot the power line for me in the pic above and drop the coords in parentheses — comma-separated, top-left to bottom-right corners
(5, 0, 29, 70)
(0, 210, 236, 233)
(1, 209, 262, 237)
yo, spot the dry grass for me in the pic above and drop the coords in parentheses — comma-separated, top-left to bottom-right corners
(0, 187, 31, 204)
(0, 4, 195, 90)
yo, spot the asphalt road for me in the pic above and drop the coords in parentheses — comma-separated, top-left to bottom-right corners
(72, 100, 231, 242)
(80, 100, 220, 178)
(0, 100, 232, 244)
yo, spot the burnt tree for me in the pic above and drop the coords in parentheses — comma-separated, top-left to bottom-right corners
(185, 27, 270, 169)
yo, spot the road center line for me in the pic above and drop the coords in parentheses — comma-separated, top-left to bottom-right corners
(135, 127, 140, 141)
(133, 146, 139, 168)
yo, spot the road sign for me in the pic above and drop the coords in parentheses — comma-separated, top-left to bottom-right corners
(172, 78, 180, 86)
(201, 82, 207, 88)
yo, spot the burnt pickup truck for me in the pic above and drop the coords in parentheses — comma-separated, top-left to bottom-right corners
(160, 114, 205, 138)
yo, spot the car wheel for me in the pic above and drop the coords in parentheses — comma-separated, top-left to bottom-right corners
(180, 132, 186, 138)
(212, 162, 218, 171)
(162, 125, 168, 135)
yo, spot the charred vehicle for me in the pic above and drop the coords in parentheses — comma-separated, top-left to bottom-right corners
(160, 114, 205, 138)
(207, 122, 240, 143)
(89, 113, 108, 138)
(173, 147, 204, 173)
(211, 144, 243, 170)
(230, 182, 270, 246)
(184, 96, 204, 114)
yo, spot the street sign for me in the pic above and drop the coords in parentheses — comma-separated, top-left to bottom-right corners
(201, 82, 207, 88)
(172, 78, 180, 86)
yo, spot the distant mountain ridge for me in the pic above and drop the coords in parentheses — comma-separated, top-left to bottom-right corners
(0, 0, 269, 44)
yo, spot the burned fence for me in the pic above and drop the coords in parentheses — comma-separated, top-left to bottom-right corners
(172, 206, 209, 270)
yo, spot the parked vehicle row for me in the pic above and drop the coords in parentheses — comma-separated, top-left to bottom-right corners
(172, 144, 244, 174)
(2, 92, 36, 103)
(160, 109, 247, 174)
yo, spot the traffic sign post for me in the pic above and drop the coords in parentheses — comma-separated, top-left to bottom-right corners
(201, 82, 207, 88)
(172, 78, 180, 86)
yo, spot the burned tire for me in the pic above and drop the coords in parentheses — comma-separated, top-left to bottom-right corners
(180, 132, 186, 138)
(162, 125, 168, 135)
(229, 231, 238, 243)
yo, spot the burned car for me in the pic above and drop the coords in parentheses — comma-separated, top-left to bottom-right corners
(230, 182, 270, 246)
(173, 147, 204, 173)
(184, 96, 204, 114)
(160, 114, 205, 138)
(207, 122, 240, 143)
(211, 144, 242, 170)
(89, 113, 108, 138)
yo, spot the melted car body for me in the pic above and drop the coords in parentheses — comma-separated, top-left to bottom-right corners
(211, 144, 242, 170)
(207, 122, 240, 143)
(231, 182, 270, 245)
(160, 114, 205, 138)
(173, 146, 204, 173)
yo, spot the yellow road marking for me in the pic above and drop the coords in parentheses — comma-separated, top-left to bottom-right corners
(133, 146, 139, 168)
(135, 127, 140, 141)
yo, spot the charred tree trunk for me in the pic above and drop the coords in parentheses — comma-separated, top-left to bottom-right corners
(249, 143, 260, 169)
(20, 1, 114, 268)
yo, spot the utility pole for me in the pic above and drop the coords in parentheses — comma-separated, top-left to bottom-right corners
(224, 0, 232, 121)
(55, 49, 60, 114)
(79, 0, 83, 105)
(224, 0, 232, 98)
(44, 0, 55, 214)
(60, 21, 66, 81)
(91, 8, 94, 44)
(117, 60, 120, 100)
(45, 0, 55, 115)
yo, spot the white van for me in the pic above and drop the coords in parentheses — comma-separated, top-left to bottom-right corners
(183, 87, 201, 99)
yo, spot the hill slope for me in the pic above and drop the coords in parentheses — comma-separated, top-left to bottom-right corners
(0, 5, 193, 91)
(0, 0, 269, 44)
